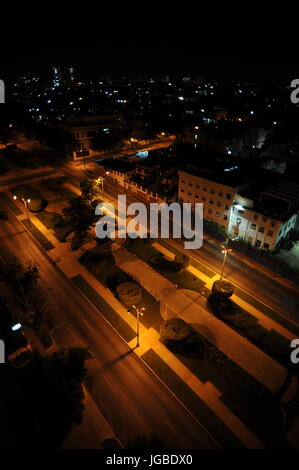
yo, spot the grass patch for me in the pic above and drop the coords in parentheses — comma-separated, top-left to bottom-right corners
(126, 239, 206, 293)
(234, 287, 299, 338)
(71, 274, 135, 343)
(79, 251, 163, 332)
(42, 177, 77, 200)
(0, 192, 23, 215)
(208, 295, 292, 369)
(21, 219, 54, 251)
(158, 239, 215, 278)
(35, 211, 63, 230)
(10, 184, 46, 202)
(142, 348, 245, 449)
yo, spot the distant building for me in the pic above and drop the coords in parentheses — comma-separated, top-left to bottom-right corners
(178, 167, 250, 231)
(58, 114, 125, 160)
(52, 65, 76, 88)
(96, 158, 135, 187)
(229, 182, 299, 250)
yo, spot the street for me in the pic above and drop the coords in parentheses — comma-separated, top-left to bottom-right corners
(0, 209, 218, 449)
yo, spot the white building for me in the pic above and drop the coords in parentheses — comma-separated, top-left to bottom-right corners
(178, 169, 299, 250)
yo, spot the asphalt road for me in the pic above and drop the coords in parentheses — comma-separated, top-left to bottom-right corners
(0, 209, 218, 449)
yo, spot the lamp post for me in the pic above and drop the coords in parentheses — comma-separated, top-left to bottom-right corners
(220, 242, 232, 280)
(127, 305, 145, 347)
(13, 195, 31, 228)
(96, 177, 104, 192)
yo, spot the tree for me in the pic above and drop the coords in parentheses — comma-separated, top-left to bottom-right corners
(63, 196, 94, 250)
(19, 347, 92, 447)
(80, 177, 102, 202)
(0, 258, 39, 310)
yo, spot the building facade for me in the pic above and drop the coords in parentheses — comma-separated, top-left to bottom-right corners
(178, 170, 299, 250)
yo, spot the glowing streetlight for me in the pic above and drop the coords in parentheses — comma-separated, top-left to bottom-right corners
(96, 177, 104, 192)
(13, 195, 31, 228)
(220, 243, 232, 280)
(127, 305, 145, 347)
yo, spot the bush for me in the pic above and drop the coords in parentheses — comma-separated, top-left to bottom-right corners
(174, 253, 190, 272)
(160, 318, 192, 343)
(212, 280, 234, 298)
(116, 282, 142, 307)
(28, 199, 43, 212)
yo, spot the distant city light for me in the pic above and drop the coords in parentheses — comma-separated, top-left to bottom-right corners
(11, 323, 22, 331)
(178, 96, 184, 101)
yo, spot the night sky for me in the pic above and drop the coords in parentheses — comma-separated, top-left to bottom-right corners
(0, 8, 298, 80)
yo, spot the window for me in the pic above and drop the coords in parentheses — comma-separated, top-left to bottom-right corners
(226, 193, 231, 200)
(189, 183, 193, 187)
(187, 192, 192, 196)
(195, 194, 199, 198)
(253, 214, 258, 220)
(259, 227, 265, 233)
(218, 192, 223, 197)
(236, 218, 241, 224)
(262, 216, 267, 223)
(195, 185, 199, 189)
(203, 187, 207, 192)
(271, 221, 276, 227)
(223, 215, 228, 220)
(268, 231, 273, 237)
(215, 212, 220, 218)
(238, 210, 244, 214)
(217, 201, 222, 207)
(208, 208, 212, 214)
(209, 200, 214, 205)
(181, 189, 185, 192)
(210, 189, 215, 194)
(224, 205, 229, 210)
(264, 243, 270, 250)
(202, 196, 206, 201)
(181, 180, 185, 183)
(255, 240, 261, 248)
(251, 224, 256, 230)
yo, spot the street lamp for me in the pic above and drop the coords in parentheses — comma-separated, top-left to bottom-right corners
(127, 305, 145, 347)
(13, 195, 31, 228)
(96, 177, 104, 192)
(220, 242, 232, 279)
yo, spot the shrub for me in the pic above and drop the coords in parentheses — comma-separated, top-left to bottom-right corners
(116, 282, 142, 307)
(160, 318, 192, 343)
(28, 199, 43, 212)
(212, 280, 234, 298)
(174, 253, 190, 272)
